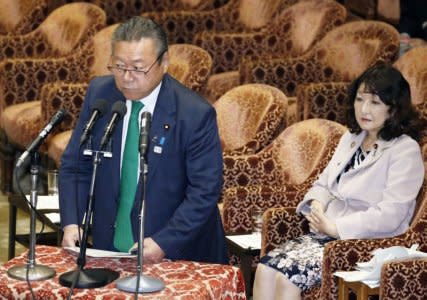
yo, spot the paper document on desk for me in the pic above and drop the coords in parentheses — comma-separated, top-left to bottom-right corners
(24, 195, 59, 210)
(334, 244, 427, 288)
(65, 246, 136, 258)
(44, 213, 60, 224)
(226, 233, 261, 250)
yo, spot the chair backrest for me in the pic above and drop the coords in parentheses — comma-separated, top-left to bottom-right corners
(168, 44, 213, 92)
(394, 46, 427, 106)
(238, 0, 296, 29)
(89, 24, 120, 79)
(0, 0, 49, 35)
(312, 20, 399, 81)
(265, 118, 346, 185)
(268, 0, 347, 55)
(214, 84, 288, 154)
(36, 3, 106, 56)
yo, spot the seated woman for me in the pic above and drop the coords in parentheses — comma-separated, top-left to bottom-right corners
(253, 64, 426, 300)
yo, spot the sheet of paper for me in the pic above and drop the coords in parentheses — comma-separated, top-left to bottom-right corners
(44, 213, 60, 224)
(24, 195, 59, 210)
(64, 246, 136, 258)
(226, 233, 261, 250)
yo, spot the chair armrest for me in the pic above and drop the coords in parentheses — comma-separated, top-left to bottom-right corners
(221, 185, 309, 235)
(319, 234, 419, 300)
(296, 82, 349, 123)
(262, 207, 309, 256)
(40, 82, 89, 131)
(380, 258, 427, 300)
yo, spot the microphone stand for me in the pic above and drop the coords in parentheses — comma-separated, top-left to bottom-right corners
(8, 152, 56, 280)
(115, 153, 165, 293)
(59, 150, 119, 288)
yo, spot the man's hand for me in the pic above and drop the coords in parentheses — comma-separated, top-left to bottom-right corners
(305, 206, 339, 238)
(61, 224, 82, 247)
(130, 238, 165, 264)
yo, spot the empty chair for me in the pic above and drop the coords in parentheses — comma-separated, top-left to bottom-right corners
(240, 20, 400, 97)
(214, 84, 288, 156)
(0, 3, 106, 62)
(92, 0, 229, 24)
(143, 0, 298, 44)
(0, 0, 51, 35)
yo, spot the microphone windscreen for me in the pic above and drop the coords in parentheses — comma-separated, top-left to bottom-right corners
(92, 99, 109, 116)
(111, 101, 127, 118)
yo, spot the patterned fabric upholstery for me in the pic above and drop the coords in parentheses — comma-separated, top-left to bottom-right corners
(143, 0, 297, 44)
(221, 119, 346, 233)
(168, 44, 213, 93)
(240, 20, 400, 97)
(394, 46, 427, 106)
(214, 84, 288, 156)
(262, 165, 427, 300)
(45, 44, 213, 167)
(295, 46, 427, 127)
(0, 3, 105, 62)
(296, 82, 349, 123)
(91, 0, 229, 24)
(194, 0, 347, 74)
(380, 258, 427, 300)
(0, 0, 50, 35)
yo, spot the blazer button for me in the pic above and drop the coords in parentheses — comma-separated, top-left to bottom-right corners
(351, 142, 356, 148)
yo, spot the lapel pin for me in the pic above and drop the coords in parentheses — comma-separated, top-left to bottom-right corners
(164, 124, 170, 130)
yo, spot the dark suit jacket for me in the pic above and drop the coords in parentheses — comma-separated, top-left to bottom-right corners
(59, 74, 228, 264)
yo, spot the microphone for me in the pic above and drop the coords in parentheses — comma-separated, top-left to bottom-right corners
(99, 101, 127, 151)
(79, 99, 109, 146)
(139, 111, 151, 157)
(16, 109, 66, 168)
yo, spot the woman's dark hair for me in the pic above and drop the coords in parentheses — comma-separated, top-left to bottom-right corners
(346, 63, 425, 141)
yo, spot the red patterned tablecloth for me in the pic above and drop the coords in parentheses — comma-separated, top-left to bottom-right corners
(0, 246, 246, 299)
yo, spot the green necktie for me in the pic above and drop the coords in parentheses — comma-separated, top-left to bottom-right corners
(114, 101, 144, 252)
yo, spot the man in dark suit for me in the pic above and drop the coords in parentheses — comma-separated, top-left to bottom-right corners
(59, 16, 228, 264)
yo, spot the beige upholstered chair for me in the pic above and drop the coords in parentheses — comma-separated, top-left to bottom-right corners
(261, 164, 427, 300)
(214, 84, 288, 156)
(0, 3, 106, 62)
(221, 119, 346, 233)
(0, 0, 51, 35)
(91, 0, 229, 24)
(240, 20, 399, 97)
(143, 0, 298, 44)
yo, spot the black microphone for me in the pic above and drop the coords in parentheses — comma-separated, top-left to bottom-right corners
(16, 109, 66, 168)
(99, 101, 127, 151)
(139, 111, 151, 157)
(79, 99, 109, 146)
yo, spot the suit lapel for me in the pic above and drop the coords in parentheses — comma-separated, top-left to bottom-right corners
(147, 74, 176, 186)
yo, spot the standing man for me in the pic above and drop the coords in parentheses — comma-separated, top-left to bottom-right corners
(59, 16, 228, 264)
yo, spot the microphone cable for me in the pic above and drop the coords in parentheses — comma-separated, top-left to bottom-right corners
(66, 130, 90, 300)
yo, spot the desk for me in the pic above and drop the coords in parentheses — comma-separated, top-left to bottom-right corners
(226, 235, 260, 298)
(0, 245, 246, 299)
(338, 277, 379, 300)
(8, 194, 62, 260)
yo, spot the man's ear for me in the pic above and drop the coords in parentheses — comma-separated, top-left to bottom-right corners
(162, 52, 170, 73)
